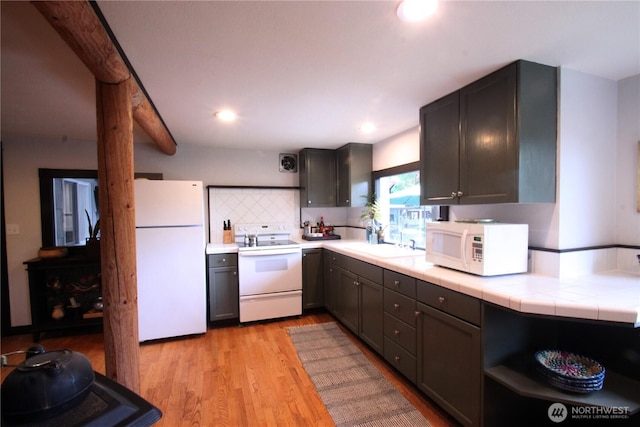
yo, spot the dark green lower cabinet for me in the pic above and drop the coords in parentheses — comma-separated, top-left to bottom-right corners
(207, 254, 239, 321)
(333, 264, 383, 355)
(335, 265, 359, 333)
(325, 253, 484, 425)
(302, 248, 323, 309)
(323, 251, 338, 316)
(358, 276, 383, 354)
(417, 302, 481, 427)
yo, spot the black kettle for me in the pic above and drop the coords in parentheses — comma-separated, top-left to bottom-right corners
(1, 346, 95, 423)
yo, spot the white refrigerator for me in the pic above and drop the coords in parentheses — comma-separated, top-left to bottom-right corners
(135, 180, 206, 341)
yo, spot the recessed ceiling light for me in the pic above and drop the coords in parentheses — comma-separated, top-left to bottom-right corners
(214, 110, 237, 122)
(360, 122, 377, 134)
(396, 0, 438, 22)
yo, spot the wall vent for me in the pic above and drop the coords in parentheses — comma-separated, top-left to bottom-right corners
(279, 153, 298, 173)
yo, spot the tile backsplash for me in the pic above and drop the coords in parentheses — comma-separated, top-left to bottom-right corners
(208, 187, 300, 243)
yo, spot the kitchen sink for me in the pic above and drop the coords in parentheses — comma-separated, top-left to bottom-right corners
(341, 242, 424, 258)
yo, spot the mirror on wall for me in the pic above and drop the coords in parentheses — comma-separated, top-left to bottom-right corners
(39, 169, 162, 249)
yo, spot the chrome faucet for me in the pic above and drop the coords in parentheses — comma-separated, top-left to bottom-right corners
(385, 224, 404, 247)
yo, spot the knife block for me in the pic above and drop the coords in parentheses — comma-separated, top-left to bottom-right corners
(223, 230, 233, 244)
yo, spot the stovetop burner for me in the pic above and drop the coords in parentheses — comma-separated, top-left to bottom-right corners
(241, 240, 299, 248)
(233, 223, 300, 251)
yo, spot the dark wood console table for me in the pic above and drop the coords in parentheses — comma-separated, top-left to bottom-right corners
(24, 256, 102, 341)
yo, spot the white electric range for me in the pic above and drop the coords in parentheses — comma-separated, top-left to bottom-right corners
(234, 223, 302, 322)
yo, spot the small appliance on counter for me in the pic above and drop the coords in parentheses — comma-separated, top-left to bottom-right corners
(425, 220, 528, 276)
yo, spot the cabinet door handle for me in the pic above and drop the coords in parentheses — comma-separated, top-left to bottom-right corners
(221, 258, 226, 263)
(394, 329, 400, 335)
(394, 280, 400, 287)
(394, 303, 400, 310)
(394, 356, 401, 362)
(308, 200, 312, 204)
(233, 272, 237, 276)
(346, 199, 349, 203)
(438, 296, 446, 304)
(450, 191, 457, 199)
(457, 191, 464, 197)
(414, 310, 421, 317)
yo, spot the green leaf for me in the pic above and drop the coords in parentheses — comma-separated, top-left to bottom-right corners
(85, 209, 100, 239)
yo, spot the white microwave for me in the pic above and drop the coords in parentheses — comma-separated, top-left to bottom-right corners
(425, 221, 529, 276)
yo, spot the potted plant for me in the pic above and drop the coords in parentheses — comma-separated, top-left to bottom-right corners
(85, 209, 100, 259)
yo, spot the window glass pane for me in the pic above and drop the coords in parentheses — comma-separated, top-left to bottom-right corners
(375, 170, 439, 249)
(53, 178, 99, 246)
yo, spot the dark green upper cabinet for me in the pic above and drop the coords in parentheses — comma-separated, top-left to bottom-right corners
(420, 60, 557, 205)
(420, 92, 460, 204)
(299, 148, 336, 207)
(336, 143, 372, 207)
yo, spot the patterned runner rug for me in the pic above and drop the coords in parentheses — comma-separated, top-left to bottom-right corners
(287, 322, 432, 427)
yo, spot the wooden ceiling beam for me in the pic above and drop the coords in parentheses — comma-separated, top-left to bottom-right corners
(32, 0, 177, 155)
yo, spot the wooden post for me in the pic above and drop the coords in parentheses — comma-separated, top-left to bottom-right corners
(96, 78, 140, 392)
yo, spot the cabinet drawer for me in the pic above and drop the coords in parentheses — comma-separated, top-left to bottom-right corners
(333, 253, 383, 284)
(384, 337, 417, 384)
(348, 258, 383, 284)
(384, 288, 417, 327)
(207, 253, 238, 268)
(383, 270, 416, 298)
(417, 281, 480, 326)
(384, 313, 416, 355)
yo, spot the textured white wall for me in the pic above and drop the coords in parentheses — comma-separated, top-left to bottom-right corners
(615, 75, 640, 246)
(372, 126, 419, 171)
(4, 138, 99, 327)
(557, 68, 618, 249)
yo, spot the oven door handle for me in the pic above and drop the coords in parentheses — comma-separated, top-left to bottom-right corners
(238, 248, 301, 257)
(240, 290, 302, 301)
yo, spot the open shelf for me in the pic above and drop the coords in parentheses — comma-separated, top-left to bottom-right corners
(485, 358, 640, 414)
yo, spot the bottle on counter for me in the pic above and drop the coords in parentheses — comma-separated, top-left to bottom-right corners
(318, 216, 325, 236)
(366, 217, 377, 245)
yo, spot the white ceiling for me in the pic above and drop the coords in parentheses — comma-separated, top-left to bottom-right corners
(2, 1, 639, 153)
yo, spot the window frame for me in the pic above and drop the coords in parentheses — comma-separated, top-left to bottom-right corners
(372, 161, 447, 249)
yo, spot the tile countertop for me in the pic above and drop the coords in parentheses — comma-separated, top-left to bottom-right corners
(318, 240, 640, 327)
(206, 243, 239, 254)
(206, 239, 640, 327)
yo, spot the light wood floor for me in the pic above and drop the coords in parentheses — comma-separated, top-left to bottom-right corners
(1, 312, 457, 426)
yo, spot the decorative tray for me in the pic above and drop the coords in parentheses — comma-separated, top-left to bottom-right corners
(534, 350, 605, 393)
(302, 234, 341, 241)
